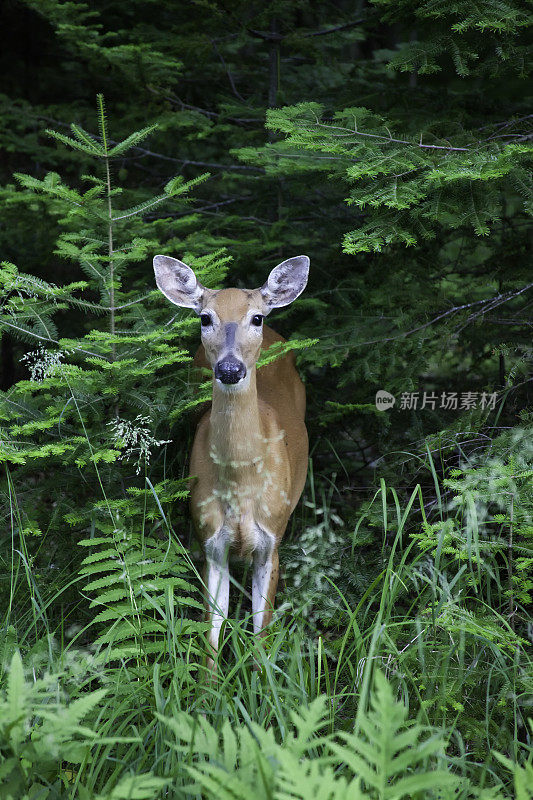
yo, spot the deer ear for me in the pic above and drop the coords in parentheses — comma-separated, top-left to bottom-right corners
(153, 255, 205, 312)
(261, 255, 309, 311)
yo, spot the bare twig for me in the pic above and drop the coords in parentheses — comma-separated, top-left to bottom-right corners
(23, 108, 262, 172)
(302, 19, 366, 37)
(315, 283, 533, 351)
(0, 320, 107, 359)
(210, 38, 246, 103)
(145, 196, 242, 219)
(130, 146, 262, 172)
(380, 282, 533, 343)
(249, 18, 366, 41)
(315, 119, 471, 152)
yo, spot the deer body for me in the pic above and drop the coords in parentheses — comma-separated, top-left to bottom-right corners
(153, 255, 309, 664)
(191, 322, 308, 556)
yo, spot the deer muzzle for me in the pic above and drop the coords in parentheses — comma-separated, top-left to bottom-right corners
(215, 357, 247, 385)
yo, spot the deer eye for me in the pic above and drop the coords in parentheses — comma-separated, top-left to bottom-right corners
(200, 313, 212, 327)
(251, 314, 263, 327)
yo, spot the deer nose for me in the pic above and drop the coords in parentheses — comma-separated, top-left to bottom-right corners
(215, 357, 246, 385)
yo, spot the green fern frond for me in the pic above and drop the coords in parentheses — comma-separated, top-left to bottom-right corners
(288, 696, 331, 756)
(329, 671, 460, 799)
(276, 752, 364, 800)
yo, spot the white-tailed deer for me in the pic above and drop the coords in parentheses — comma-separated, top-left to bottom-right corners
(153, 254, 309, 667)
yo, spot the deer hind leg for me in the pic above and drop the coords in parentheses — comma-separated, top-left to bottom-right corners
(204, 526, 231, 666)
(252, 527, 279, 635)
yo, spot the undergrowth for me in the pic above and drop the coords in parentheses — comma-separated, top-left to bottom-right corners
(1, 100, 531, 800)
(1, 449, 532, 798)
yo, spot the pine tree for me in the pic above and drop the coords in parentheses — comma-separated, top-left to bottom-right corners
(1, 98, 219, 661)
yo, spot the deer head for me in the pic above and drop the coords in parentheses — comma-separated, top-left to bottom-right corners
(153, 255, 309, 389)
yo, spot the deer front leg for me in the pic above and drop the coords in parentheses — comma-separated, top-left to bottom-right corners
(204, 527, 230, 667)
(252, 528, 279, 635)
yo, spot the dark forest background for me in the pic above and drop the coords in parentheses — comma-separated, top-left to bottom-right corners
(0, 1, 532, 798)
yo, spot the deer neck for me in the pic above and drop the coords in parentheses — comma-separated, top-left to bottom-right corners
(209, 367, 265, 474)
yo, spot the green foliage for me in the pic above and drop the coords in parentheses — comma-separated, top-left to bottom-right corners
(413, 426, 533, 601)
(0, 1, 531, 797)
(493, 727, 533, 800)
(2, 474, 532, 798)
(329, 672, 459, 799)
(0, 651, 167, 799)
(0, 100, 218, 667)
(282, 475, 347, 625)
(263, 103, 531, 252)
(156, 668, 527, 799)
(158, 671, 459, 799)
(78, 525, 204, 664)
(343, 463, 532, 762)
(373, 0, 530, 75)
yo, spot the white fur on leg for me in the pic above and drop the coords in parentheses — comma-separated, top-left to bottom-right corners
(207, 559, 229, 650)
(252, 526, 275, 635)
(205, 528, 230, 654)
(252, 558, 273, 634)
